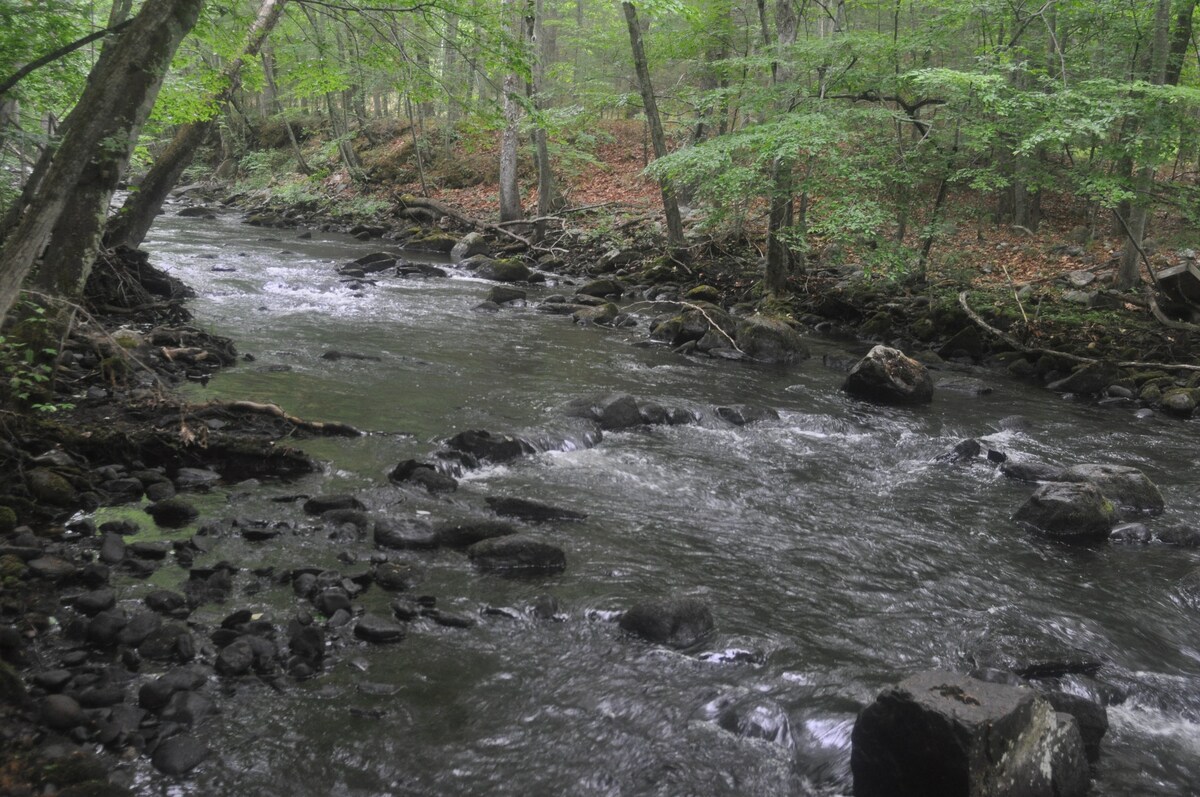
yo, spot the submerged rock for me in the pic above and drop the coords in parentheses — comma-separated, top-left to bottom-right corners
(389, 459, 458, 493)
(618, 597, 714, 649)
(434, 519, 518, 548)
(354, 614, 406, 643)
(485, 497, 587, 523)
(303, 494, 365, 515)
(842, 346, 934, 406)
(444, 430, 535, 464)
(1013, 482, 1115, 542)
(468, 535, 566, 575)
(850, 670, 1088, 797)
(152, 734, 210, 776)
(146, 497, 200, 528)
(715, 404, 779, 426)
(374, 518, 438, 550)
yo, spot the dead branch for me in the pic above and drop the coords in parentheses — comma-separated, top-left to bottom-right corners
(625, 300, 742, 353)
(192, 399, 362, 436)
(391, 193, 532, 248)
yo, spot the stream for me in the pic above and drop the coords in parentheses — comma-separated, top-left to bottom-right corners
(123, 208, 1200, 795)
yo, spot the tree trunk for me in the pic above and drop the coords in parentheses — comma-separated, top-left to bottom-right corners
(105, 0, 288, 251)
(1117, 0, 1172, 290)
(622, 1, 684, 249)
(499, 0, 524, 223)
(0, 0, 204, 323)
(764, 0, 799, 295)
(532, 0, 565, 240)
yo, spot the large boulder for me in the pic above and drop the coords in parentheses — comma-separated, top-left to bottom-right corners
(850, 671, 1088, 797)
(1061, 464, 1164, 516)
(445, 430, 536, 464)
(477, 258, 531, 282)
(1013, 482, 1116, 542)
(618, 597, 714, 649)
(734, 316, 810, 364)
(842, 346, 934, 405)
(650, 302, 736, 347)
(485, 497, 587, 523)
(451, 231, 490, 263)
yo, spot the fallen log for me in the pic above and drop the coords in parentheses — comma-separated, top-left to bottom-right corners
(191, 400, 362, 437)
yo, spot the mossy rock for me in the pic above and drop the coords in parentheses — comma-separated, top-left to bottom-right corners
(650, 302, 735, 347)
(573, 302, 619, 326)
(0, 660, 25, 704)
(911, 316, 938, 341)
(1139, 384, 1163, 403)
(478, 258, 532, 283)
(860, 311, 892, 338)
(734, 316, 809, 364)
(27, 468, 77, 506)
(408, 232, 458, 253)
(1, 554, 27, 580)
(0, 505, 16, 533)
(685, 285, 721, 303)
(1162, 388, 1200, 417)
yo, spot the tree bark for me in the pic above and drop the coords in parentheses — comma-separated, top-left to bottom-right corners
(622, 1, 684, 249)
(764, 0, 800, 296)
(499, 0, 525, 223)
(104, 0, 288, 252)
(532, 0, 565, 240)
(0, 0, 204, 323)
(1117, 0, 1172, 290)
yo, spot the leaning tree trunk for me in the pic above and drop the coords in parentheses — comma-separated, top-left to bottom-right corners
(104, 0, 288, 251)
(0, 0, 204, 324)
(622, 1, 684, 249)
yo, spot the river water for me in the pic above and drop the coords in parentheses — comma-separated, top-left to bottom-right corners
(128, 210, 1200, 795)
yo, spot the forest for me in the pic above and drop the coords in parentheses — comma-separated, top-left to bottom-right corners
(2, 1, 1200, 796)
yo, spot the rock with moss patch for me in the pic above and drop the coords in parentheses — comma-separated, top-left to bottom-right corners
(478, 258, 531, 282)
(27, 468, 77, 506)
(577, 279, 623, 298)
(1013, 482, 1115, 542)
(451, 231, 490, 263)
(734, 316, 809, 364)
(146, 497, 200, 528)
(842, 346, 934, 405)
(1061, 464, 1164, 516)
(684, 285, 721, 303)
(0, 506, 16, 533)
(1161, 388, 1198, 418)
(573, 302, 619, 326)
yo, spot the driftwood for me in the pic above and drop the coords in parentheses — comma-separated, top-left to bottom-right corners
(958, 290, 1200, 373)
(391, 193, 532, 248)
(191, 399, 362, 436)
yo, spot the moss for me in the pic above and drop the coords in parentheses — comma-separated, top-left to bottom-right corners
(0, 661, 25, 705)
(0, 555, 26, 580)
(0, 506, 15, 534)
(685, 285, 721, 303)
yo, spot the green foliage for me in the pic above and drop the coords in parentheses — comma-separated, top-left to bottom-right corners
(0, 304, 72, 414)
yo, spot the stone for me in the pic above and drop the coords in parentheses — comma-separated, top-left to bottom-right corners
(715, 404, 779, 426)
(619, 597, 714, 649)
(26, 556, 78, 581)
(117, 612, 162, 647)
(27, 468, 77, 505)
(303, 494, 365, 515)
(145, 589, 190, 617)
(486, 285, 527, 305)
(477, 258, 531, 282)
(354, 614, 406, 643)
(444, 430, 535, 463)
(451, 231, 490, 263)
(388, 460, 457, 493)
(573, 302, 619, 325)
(152, 734, 209, 776)
(1042, 691, 1108, 762)
(708, 693, 794, 748)
(42, 694, 84, 729)
(576, 279, 624, 298)
(468, 535, 567, 575)
(1110, 522, 1152, 544)
(174, 467, 221, 489)
(373, 561, 423, 591)
(484, 497, 587, 523)
(374, 518, 438, 550)
(434, 519, 518, 548)
(1161, 388, 1198, 418)
(1061, 463, 1164, 516)
(313, 588, 352, 617)
(74, 589, 116, 616)
(850, 671, 1088, 797)
(138, 624, 194, 662)
(1157, 524, 1200, 547)
(842, 346, 934, 405)
(563, 393, 643, 430)
(99, 532, 126, 564)
(1000, 461, 1065, 483)
(86, 610, 129, 647)
(1013, 482, 1116, 542)
(1047, 361, 1121, 396)
(145, 497, 200, 528)
(734, 316, 809, 364)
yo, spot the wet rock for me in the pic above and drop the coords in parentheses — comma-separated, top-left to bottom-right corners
(390, 599, 421, 622)
(313, 588, 352, 617)
(174, 467, 221, 489)
(32, 669, 72, 692)
(434, 519, 518, 548)
(573, 302, 619, 325)
(138, 624, 195, 663)
(146, 497, 200, 528)
(130, 541, 171, 559)
(428, 609, 477, 629)
(1110, 522, 1152, 544)
(42, 694, 84, 730)
(451, 231, 490, 263)
(78, 684, 125, 708)
(374, 517, 438, 550)
(850, 671, 1087, 797)
(1047, 361, 1120, 396)
(734, 316, 809, 364)
(354, 614, 406, 643)
(117, 612, 162, 647)
(936, 439, 982, 464)
(486, 285, 527, 305)
(1156, 524, 1200, 547)
(444, 430, 535, 463)
(706, 693, 794, 748)
(576, 278, 623, 298)
(1000, 461, 1065, 482)
(478, 258, 531, 282)
(145, 589, 190, 618)
(322, 508, 371, 531)
(1059, 464, 1164, 516)
(937, 376, 993, 396)
(619, 597, 714, 649)
(139, 666, 208, 710)
(161, 690, 215, 726)
(303, 494, 365, 515)
(485, 497, 587, 523)
(321, 350, 382, 362)
(152, 734, 209, 776)
(842, 346, 934, 406)
(86, 610, 129, 647)
(373, 561, 422, 591)
(74, 589, 116, 616)
(468, 535, 566, 575)
(1161, 388, 1197, 417)
(389, 460, 457, 493)
(99, 532, 126, 564)
(216, 636, 275, 676)
(26, 556, 79, 581)
(184, 566, 234, 607)
(593, 393, 642, 430)
(1042, 691, 1108, 762)
(651, 302, 735, 347)
(1013, 482, 1115, 542)
(715, 404, 779, 426)
(27, 468, 78, 505)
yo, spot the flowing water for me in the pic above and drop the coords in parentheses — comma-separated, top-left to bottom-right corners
(124, 209, 1200, 795)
